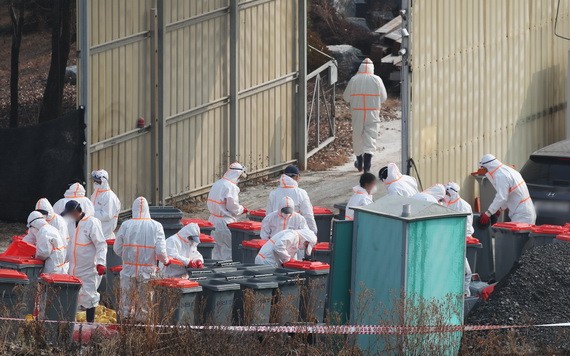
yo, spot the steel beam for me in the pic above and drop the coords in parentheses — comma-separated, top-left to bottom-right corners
(229, 0, 239, 163)
(297, 0, 308, 169)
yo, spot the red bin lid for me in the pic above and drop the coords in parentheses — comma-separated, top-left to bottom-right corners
(313, 206, 334, 215)
(199, 234, 215, 243)
(106, 239, 116, 246)
(466, 236, 481, 245)
(531, 225, 568, 235)
(492, 222, 534, 232)
(109, 265, 123, 273)
(283, 260, 330, 270)
(556, 234, 570, 242)
(11, 235, 25, 241)
(241, 239, 268, 249)
(40, 273, 82, 285)
(313, 242, 330, 251)
(227, 221, 262, 231)
(152, 278, 200, 289)
(249, 209, 267, 217)
(0, 269, 28, 280)
(0, 256, 44, 265)
(181, 218, 214, 228)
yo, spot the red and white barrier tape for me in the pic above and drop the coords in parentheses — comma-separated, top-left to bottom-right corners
(1, 315, 570, 335)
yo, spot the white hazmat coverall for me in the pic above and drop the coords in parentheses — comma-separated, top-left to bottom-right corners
(53, 183, 95, 240)
(480, 154, 536, 224)
(343, 58, 388, 157)
(255, 229, 317, 267)
(207, 162, 246, 260)
(383, 163, 419, 197)
(412, 184, 446, 204)
(90, 170, 121, 240)
(26, 212, 67, 274)
(24, 198, 69, 247)
(345, 185, 374, 221)
(114, 197, 169, 318)
(444, 182, 474, 297)
(68, 214, 107, 309)
(261, 196, 308, 240)
(160, 223, 204, 278)
(266, 175, 318, 234)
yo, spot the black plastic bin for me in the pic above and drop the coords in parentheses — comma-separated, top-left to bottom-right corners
(311, 242, 332, 265)
(529, 225, 567, 248)
(198, 234, 216, 259)
(283, 261, 330, 322)
(236, 264, 277, 273)
(227, 221, 262, 260)
(491, 222, 533, 281)
(38, 273, 82, 341)
(313, 207, 334, 243)
(334, 203, 347, 220)
(149, 206, 184, 237)
(197, 279, 241, 325)
(238, 239, 267, 264)
(247, 209, 266, 222)
(0, 269, 30, 317)
(104, 265, 122, 310)
(181, 218, 215, 236)
(152, 278, 203, 325)
(472, 213, 495, 282)
(0, 256, 44, 314)
(466, 240, 482, 272)
(233, 278, 278, 325)
(256, 275, 305, 324)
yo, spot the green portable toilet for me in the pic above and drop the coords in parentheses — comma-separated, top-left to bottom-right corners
(351, 195, 467, 355)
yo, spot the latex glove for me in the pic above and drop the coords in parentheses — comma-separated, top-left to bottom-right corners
(188, 260, 202, 269)
(479, 212, 491, 226)
(96, 264, 106, 276)
(242, 207, 249, 215)
(163, 259, 171, 267)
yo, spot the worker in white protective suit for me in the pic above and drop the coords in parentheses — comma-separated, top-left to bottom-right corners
(343, 58, 388, 173)
(260, 196, 308, 240)
(346, 173, 377, 221)
(412, 184, 446, 204)
(61, 200, 106, 323)
(159, 223, 204, 278)
(255, 229, 317, 267)
(90, 170, 121, 240)
(25, 211, 67, 274)
(478, 154, 536, 225)
(207, 162, 248, 260)
(266, 165, 318, 234)
(23, 198, 68, 247)
(378, 163, 419, 197)
(444, 182, 474, 297)
(114, 197, 170, 320)
(54, 182, 95, 239)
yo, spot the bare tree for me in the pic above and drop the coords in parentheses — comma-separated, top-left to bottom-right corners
(9, 0, 25, 128)
(38, 0, 71, 123)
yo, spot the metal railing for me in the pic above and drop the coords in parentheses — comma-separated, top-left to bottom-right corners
(306, 57, 337, 158)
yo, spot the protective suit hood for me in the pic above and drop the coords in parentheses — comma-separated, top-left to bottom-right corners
(177, 223, 201, 244)
(27, 211, 46, 230)
(222, 162, 245, 184)
(424, 184, 446, 202)
(385, 163, 403, 184)
(278, 174, 299, 189)
(92, 169, 110, 190)
(480, 154, 502, 171)
(64, 183, 86, 198)
(132, 197, 151, 219)
(278, 196, 295, 216)
(297, 229, 317, 255)
(35, 198, 55, 218)
(358, 58, 374, 75)
(445, 182, 461, 201)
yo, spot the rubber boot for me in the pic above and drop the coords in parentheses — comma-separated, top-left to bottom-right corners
(363, 153, 372, 173)
(354, 155, 363, 172)
(86, 307, 96, 323)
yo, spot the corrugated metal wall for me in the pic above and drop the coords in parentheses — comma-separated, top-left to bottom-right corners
(81, 0, 300, 205)
(409, 0, 570, 202)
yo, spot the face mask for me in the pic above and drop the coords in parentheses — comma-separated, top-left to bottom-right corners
(370, 186, 378, 195)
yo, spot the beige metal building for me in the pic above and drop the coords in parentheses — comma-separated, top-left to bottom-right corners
(402, 0, 570, 202)
(77, 0, 307, 206)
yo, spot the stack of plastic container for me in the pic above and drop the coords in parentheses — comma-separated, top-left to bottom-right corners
(491, 222, 534, 281)
(227, 221, 262, 260)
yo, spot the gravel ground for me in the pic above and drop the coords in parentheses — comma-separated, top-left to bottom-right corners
(465, 243, 570, 353)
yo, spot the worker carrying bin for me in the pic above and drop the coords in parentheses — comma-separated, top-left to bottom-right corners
(197, 279, 241, 325)
(227, 221, 262, 260)
(151, 278, 202, 325)
(239, 239, 268, 264)
(181, 218, 215, 236)
(529, 225, 568, 248)
(283, 260, 330, 323)
(0, 269, 30, 317)
(313, 207, 335, 243)
(491, 222, 533, 281)
(466, 237, 482, 273)
(247, 209, 266, 222)
(38, 273, 82, 341)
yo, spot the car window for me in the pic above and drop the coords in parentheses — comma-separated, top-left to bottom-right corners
(521, 156, 570, 186)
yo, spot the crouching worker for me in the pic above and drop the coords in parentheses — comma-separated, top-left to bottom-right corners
(255, 229, 317, 267)
(160, 223, 204, 278)
(25, 211, 67, 274)
(114, 197, 170, 321)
